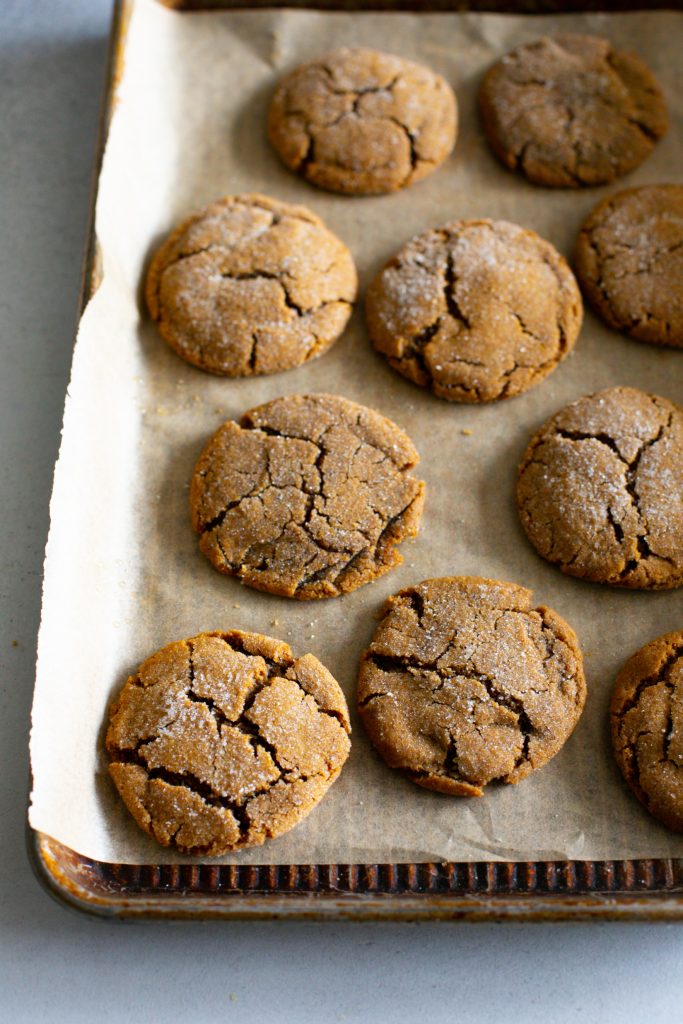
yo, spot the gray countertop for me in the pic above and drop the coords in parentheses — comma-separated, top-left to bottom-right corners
(1, 2, 681, 1020)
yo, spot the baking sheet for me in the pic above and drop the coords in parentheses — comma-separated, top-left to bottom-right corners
(29, 0, 683, 865)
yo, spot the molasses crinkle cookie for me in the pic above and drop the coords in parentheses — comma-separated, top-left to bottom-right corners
(611, 630, 683, 832)
(479, 34, 667, 187)
(575, 185, 683, 348)
(366, 218, 582, 402)
(107, 631, 351, 856)
(190, 393, 425, 599)
(517, 387, 683, 589)
(145, 194, 357, 376)
(268, 47, 457, 195)
(357, 576, 586, 795)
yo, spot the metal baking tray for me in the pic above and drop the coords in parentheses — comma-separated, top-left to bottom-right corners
(29, 0, 683, 921)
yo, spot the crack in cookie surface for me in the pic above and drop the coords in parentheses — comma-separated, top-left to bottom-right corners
(145, 193, 357, 376)
(517, 387, 683, 590)
(190, 393, 425, 600)
(611, 631, 683, 832)
(107, 631, 351, 856)
(366, 219, 582, 403)
(356, 576, 586, 796)
(479, 34, 667, 187)
(575, 185, 683, 348)
(268, 47, 457, 195)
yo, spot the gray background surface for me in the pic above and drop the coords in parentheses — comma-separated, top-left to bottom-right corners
(2, 2, 682, 1021)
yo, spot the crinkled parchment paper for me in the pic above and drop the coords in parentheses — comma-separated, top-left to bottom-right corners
(30, 0, 683, 863)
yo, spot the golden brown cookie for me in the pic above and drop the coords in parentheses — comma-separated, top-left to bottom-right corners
(479, 34, 667, 187)
(366, 219, 582, 402)
(611, 630, 683, 832)
(357, 576, 586, 795)
(517, 387, 683, 589)
(106, 630, 351, 856)
(145, 194, 357, 376)
(575, 185, 683, 348)
(268, 47, 457, 195)
(190, 393, 425, 599)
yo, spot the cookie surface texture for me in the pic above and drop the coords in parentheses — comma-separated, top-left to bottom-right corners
(575, 185, 683, 348)
(366, 219, 582, 402)
(268, 47, 457, 195)
(145, 194, 357, 375)
(190, 393, 425, 599)
(357, 576, 586, 795)
(107, 631, 351, 855)
(479, 34, 667, 187)
(517, 387, 683, 589)
(611, 630, 683, 832)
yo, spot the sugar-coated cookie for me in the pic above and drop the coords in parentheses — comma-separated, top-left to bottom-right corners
(611, 630, 683, 832)
(479, 34, 667, 187)
(107, 631, 351, 855)
(268, 47, 457, 195)
(357, 576, 586, 795)
(145, 194, 357, 376)
(366, 218, 582, 402)
(190, 394, 425, 599)
(517, 387, 683, 589)
(575, 185, 683, 348)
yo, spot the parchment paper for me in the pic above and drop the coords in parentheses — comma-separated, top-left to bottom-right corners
(29, 0, 683, 864)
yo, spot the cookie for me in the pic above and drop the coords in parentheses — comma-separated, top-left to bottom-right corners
(106, 630, 351, 855)
(145, 194, 357, 376)
(366, 219, 582, 402)
(268, 47, 457, 195)
(190, 393, 425, 599)
(479, 34, 667, 187)
(575, 185, 683, 348)
(611, 630, 683, 832)
(357, 576, 586, 796)
(517, 387, 683, 590)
